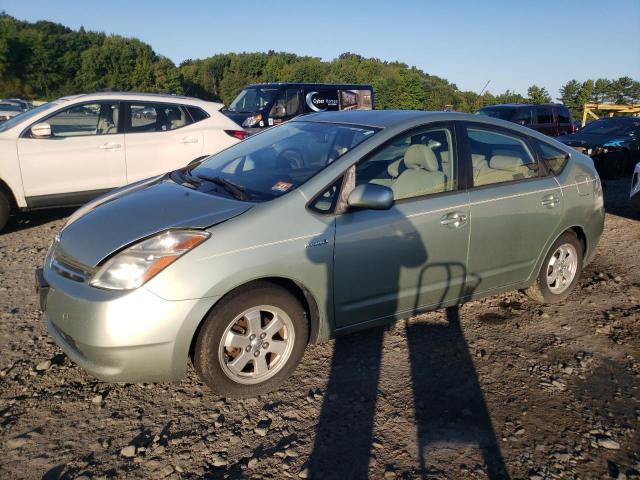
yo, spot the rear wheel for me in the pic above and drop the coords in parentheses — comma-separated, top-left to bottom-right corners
(0, 191, 10, 233)
(194, 283, 308, 397)
(525, 231, 583, 304)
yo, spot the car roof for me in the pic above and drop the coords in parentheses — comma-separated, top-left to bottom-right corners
(296, 110, 480, 128)
(481, 103, 566, 109)
(56, 92, 223, 109)
(246, 82, 372, 89)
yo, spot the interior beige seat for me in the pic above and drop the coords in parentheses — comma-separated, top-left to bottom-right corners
(475, 154, 531, 186)
(97, 106, 118, 135)
(391, 144, 445, 199)
(167, 108, 186, 130)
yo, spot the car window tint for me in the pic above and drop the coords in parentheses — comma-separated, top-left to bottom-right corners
(537, 141, 569, 174)
(46, 103, 120, 137)
(536, 107, 553, 124)
(187, 106, 209, 123)
(468, 128, 538, 186)
(356, 127, 455, 201)
(129, 103, 192, 133)
(557, 109, 571, 124)
(513, 108, 533, 125)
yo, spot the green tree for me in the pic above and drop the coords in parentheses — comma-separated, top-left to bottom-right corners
(527, 85, 551, 104)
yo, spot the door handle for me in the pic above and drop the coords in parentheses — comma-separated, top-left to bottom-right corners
(99, 142, 122, 150)
(440, 212, 468, 228)
(541, 194, 559, 208)
(179, 137, 198, 144)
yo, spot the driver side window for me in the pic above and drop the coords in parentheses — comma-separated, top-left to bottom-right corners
(269, 89, 300, 119)
(46, 103, 120, 137)
(356, 127, 455, 200)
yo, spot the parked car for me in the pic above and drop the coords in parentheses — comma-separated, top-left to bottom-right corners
(2, 98, 33, 112)
(0, 102, 24, 121)
(476, 104, 575, 137)
(0, 92, 247, 231)
(631, 162, 640, 209)
(557, 116, 640, 178)
(222, 83, 374, 133)
(36, 110, 604, 397)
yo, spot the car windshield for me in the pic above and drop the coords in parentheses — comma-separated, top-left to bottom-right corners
(0, 102, 58, 133)
(579, 118, 639, 135)
(227, 87, 279, 113)
(476, 107, 514, 121)
(188, 121, 378, 201)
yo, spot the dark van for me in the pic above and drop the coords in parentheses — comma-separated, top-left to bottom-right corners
(476, 104, 575, 137)
(222, 83, 374, 131)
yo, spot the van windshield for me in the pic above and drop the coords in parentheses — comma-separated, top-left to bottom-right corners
(476, 107, 514, 121)
(227, 87, 279, 113)
(186, 121, 378, 202)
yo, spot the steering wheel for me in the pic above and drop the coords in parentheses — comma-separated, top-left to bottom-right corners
(276, 148, 304, 169)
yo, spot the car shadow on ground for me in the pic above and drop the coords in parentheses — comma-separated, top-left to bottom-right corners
(602, 176, 639, 221)
(3, 208, 76, 234)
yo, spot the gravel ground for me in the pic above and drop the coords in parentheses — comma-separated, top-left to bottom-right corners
(0, 178, 638, 480)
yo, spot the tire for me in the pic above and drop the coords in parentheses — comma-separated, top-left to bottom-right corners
(0, 190, 10, 233)
(525, 231, 583, 304)
(194, 282, 309, 397)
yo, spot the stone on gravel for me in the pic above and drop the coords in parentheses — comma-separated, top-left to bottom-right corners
(91, 394, 103, 404)
(120, 445, 137, 457)
(298, 468, 309, 479)
(35, 360, 51, 371)
(7, 437, 28, 449)
(210, 453, 227, 467)
(597, 438, 620, 450)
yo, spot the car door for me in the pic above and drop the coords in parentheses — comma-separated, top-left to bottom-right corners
(123, 102, 204, 183)
(463, 123, 563, 294)
(17, 101, 126, 206)
(333, 123, 471, 328)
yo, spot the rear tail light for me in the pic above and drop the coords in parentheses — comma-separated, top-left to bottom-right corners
(571, 124, 577, 133)
(225, 130, 248, 141)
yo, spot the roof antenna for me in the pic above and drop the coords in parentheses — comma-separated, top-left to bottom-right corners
(479, 80, 491, 96)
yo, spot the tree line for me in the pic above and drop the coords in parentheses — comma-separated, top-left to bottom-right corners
(1, 14, 638, 116)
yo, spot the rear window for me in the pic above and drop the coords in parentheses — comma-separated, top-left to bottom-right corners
(477, 108, 514, 121)
(557, 109, 571, 124)
(187, 106, 209, 123)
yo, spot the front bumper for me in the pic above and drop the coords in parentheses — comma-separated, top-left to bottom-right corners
(38, 266, 218, 383)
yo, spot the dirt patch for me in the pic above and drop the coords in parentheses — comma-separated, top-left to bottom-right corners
(0, 178, 639, 479)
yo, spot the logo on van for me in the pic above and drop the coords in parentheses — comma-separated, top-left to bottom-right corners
(305, 91, 338, 112)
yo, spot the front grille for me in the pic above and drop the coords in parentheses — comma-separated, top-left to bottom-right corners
(50, 247, 96, 283)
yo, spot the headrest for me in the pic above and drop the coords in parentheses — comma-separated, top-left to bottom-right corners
(167, 109, 181, 121)
(490, 155, 524, 170)
(404, 144, 439, 171)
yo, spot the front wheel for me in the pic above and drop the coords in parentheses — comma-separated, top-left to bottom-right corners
(0, 191, 10, 233)
(525, 231, 583, 304)
(194, 283, 308, 397)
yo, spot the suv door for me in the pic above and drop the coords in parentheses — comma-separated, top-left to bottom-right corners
(555, 106, 573, 136)
(532, 106, 556, 136)
(333, 123, 471, 328)
(17, 101, 126, 206)
(123, 102, 203, 183)
(463, 123, 563, 294)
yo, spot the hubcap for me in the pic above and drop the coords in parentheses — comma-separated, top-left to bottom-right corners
(546, 243, 578, 294)
(218, 305, 294, 385)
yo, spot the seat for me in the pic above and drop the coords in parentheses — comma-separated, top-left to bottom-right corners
(391, 144, 445, 199)
(475, 155, 529, 186)
(167, 108, 185, 130)
(97, 106, 118, 135)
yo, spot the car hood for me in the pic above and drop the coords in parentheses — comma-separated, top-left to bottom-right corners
(557, 132, 633, 148)
(57, 181, 252, 267)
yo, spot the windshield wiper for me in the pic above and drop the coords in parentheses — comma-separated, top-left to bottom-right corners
(194, 173, 247, 201)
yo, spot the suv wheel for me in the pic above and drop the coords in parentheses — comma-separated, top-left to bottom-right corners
(0, 191, 10, 232)
(194, 283, 308, 397)
(525, 231, 583, 304)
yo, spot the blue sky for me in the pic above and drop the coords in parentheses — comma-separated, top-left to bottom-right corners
(3, 0, 639, 99)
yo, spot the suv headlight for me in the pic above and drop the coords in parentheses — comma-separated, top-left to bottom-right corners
(89, 230, 209, 290)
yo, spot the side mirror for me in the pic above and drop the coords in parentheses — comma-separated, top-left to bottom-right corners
(348, 184, 394, 210)
(31, 122, 52, 138)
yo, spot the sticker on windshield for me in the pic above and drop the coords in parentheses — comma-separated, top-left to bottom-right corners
(272, 181, 293, 192)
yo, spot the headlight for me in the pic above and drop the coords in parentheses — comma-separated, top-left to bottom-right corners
(89, 230, 209, 290)
(241, 114, 262, 127)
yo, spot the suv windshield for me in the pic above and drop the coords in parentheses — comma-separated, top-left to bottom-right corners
(0, 103, 22, 112)
(580, 118, 639, 135)
(476, 107, 514, 121)
(188, 121, 378, 201)
(0, 102, 58, 133)
(227, 87, 279, 113)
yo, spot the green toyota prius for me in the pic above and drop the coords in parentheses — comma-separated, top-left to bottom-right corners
(36, 110, 604, 397)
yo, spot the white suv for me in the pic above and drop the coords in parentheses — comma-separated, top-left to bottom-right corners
(0, 92, 246, 231)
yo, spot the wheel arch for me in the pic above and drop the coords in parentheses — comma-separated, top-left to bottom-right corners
(0, 177, 18, 211)
(188, 276, 324, 363)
